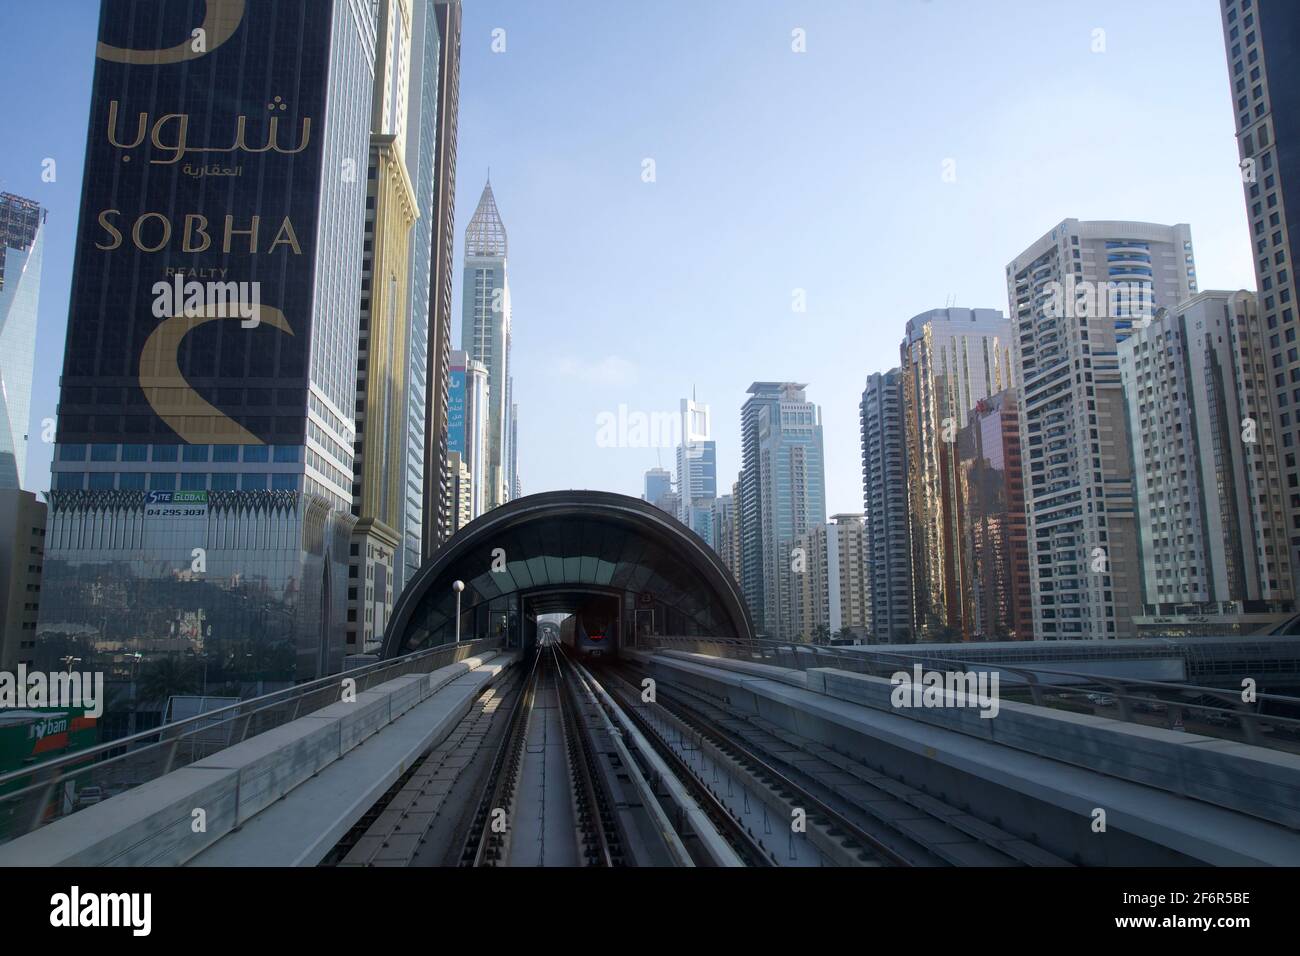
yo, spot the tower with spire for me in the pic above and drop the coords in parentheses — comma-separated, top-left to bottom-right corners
(460, 178, 513, 513)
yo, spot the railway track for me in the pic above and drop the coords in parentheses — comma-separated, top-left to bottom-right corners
(329, 643, 1056, 867)
(610, 660, 1072, 867)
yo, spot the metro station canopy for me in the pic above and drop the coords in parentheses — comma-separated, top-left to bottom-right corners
(382, 491, 754, 656)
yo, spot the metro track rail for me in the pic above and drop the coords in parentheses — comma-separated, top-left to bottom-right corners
(613, 660, 1071, 867)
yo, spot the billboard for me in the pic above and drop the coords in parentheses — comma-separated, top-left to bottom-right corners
(57, 0, 336, 448)
(447, 364, 466, 455)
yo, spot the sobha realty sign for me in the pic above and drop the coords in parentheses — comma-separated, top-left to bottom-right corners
(58, 0, 335, 450)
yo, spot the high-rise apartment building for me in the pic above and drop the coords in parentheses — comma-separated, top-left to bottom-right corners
(446, 450, 473, 535)
(0, 193, 45, 491)
(900, 307, 1014, 641)
(739, 383, 826, 639)
(1007, 219, 1197, 639)
(861, 370, 911, 642)
(1119, 291, 1294, 633)
(1219, 0, 1300, 591)
(829, 513, 872, 642)
(957, 389, 1031, 640)
(461, 181, 511, 512)
(421, 0, 461, 554)
(39, 0, 376, 685)
(792, 515, 869, 643)
(793, 523, 831, 642)
(350, 0, 419, 654)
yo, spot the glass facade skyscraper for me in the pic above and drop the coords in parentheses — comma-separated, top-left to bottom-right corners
(740, 382, 826, 639)
(1220, 0, 1300, 593)
(0, 193, 45, 492)
(900, 307, 1014, 641)
(460, 181, 511, 512)
(37, 0, 377, 690)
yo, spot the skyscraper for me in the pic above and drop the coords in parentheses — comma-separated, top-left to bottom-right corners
(1007, 219, 1197, 639)
(0, 193, 45, 491)
(422, 0, 461, 554)
(957, 389, 1031, 640)
(460, 180, 511, 512)
(643, 467, 672, 509)
(861, 369, 911, 642)
(399, 0, 458, 585)
(675, 396, 717, 514)
(446, 450, 473, 535)
(39, 0, 376, 685)
(741, 383, 826, 639)
(447, 349, 488, 520)
(1219, 0, 1300, 591)
(1119, 291, 1293, 634)
(739, 386, 777, 633)
(350, 0, 419, 653)
(509, 398, 520, 500)
(713, 492, 739, 580)
(900, 307, 1014, 641)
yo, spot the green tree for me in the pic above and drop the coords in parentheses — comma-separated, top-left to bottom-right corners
(137, 657, 199, 707)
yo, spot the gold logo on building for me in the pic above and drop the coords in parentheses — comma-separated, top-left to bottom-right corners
(97, 0, 246, 65)
(138, 304, 292, 445)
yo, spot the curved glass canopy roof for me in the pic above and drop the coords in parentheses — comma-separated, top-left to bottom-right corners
(382, 491, 753, 656)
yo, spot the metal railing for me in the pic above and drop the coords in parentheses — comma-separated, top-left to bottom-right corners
(640, 635, 1300, 750)
(0, 637, 503, 845)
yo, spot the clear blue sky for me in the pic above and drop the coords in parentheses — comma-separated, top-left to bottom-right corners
(0, 0, 1253, 516)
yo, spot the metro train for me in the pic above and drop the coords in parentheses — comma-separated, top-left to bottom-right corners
(559, 600, 619, 659)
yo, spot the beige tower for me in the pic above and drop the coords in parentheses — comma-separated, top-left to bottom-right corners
(349, 0, 420, 653)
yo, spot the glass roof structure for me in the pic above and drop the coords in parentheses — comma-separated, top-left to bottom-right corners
(383, 491, 753, 656)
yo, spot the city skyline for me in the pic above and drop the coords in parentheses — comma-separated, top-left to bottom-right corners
(0, 0, 1256, 518)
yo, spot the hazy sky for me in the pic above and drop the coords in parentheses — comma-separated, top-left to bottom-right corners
(0, 0, 1252, 516)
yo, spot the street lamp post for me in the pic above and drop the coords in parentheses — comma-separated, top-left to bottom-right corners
(452, 580, 465, 643)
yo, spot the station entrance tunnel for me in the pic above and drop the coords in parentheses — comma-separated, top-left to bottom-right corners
(381, 491, 754, 659)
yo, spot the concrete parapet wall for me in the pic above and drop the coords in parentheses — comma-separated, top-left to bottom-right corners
(805, 666, 1300, 830)
(634, 652, 1300, 865)
(0, 652, 505, 867)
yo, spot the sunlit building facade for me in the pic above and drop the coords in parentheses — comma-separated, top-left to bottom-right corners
(1007, 219, 1197, 639)
(350, 0, 419, 654)
(1119, 291, 1294, 634)
(957, 389, 1031, 640)
(0, 193, 45, 491)
(900, 307, 1014, 641)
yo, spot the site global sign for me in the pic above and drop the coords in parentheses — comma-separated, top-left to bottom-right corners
(145, 490, 209, 519)
(57, 0, 335, 450)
